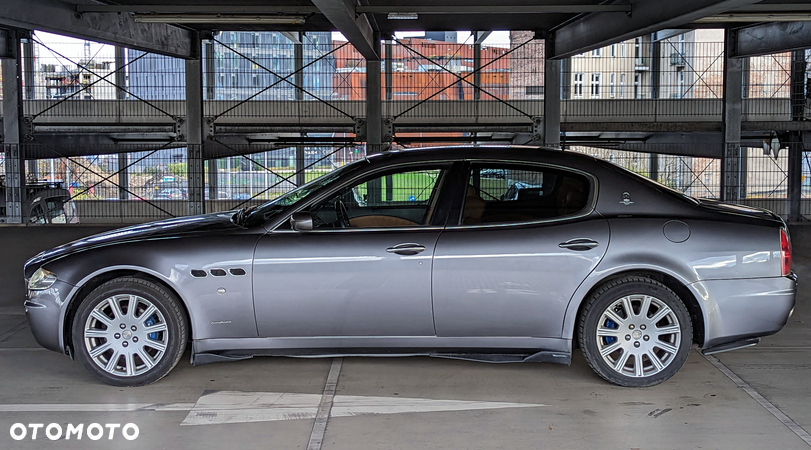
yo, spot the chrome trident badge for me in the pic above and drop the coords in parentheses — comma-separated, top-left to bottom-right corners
(620, 192, 634, 205)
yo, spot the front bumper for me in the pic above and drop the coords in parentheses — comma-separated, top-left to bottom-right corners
(692, 275, 796, 350)
(24, 280, 74, 354)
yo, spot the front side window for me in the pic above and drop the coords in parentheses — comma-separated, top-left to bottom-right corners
(308, 167, 447, 229)
(461, 164, 590, 225)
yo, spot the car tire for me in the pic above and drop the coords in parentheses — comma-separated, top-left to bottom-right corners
(72, 277, 187, 386)
(578, 276, 692, 387)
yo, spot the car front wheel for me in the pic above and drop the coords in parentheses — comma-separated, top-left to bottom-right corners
(579, 276, 692, 387)
(72, 277, 187, 386)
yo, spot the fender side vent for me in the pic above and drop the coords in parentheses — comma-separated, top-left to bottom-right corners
(210, 269, 227, 277)
(190, 270, 207, 278)
(229, 268, 247, 276)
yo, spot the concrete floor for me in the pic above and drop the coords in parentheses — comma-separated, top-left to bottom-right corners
(0, 227, 809, 449)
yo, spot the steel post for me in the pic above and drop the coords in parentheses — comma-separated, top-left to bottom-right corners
(788, 50, 805, 222)
(185, 35, 205, 216)
(721, 29, 742, 203)
(365, 33, 382, 150)
(2, 30, 26, 223)
(544, 42, 561, 148)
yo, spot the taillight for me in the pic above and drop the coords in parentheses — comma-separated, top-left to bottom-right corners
(781, 228, 792, 276)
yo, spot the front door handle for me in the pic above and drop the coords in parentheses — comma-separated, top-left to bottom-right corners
(559, 238, 599, 251)
(386, 243, 426, 255)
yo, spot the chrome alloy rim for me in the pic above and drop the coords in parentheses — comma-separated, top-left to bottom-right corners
(84, 294, 168, 377)
(596, 295, 681, 378)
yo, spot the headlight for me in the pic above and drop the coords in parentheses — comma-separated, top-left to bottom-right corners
(28, 268, 57, 291)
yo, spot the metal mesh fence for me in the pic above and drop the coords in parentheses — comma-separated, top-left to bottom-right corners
(1, 143, 370, 224)
(14, 30, 805, 127)
(562, 36, 727, 120)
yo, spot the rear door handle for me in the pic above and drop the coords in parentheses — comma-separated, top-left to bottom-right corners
(387, 243, 426, 255)
(559, 238, 599, 251)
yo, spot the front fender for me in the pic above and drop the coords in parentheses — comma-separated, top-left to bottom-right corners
(43, 235, 260, 350)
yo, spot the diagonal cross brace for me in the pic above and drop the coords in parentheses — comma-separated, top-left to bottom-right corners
(392, 38, 535, 120)
(213, 39, 354, 120)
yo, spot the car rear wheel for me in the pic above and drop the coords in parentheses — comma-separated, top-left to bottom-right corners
(72, 277, 187, 386)
(578, 276, 692, 387)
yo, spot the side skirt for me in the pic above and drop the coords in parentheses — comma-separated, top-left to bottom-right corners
(191, 348, 572, 366)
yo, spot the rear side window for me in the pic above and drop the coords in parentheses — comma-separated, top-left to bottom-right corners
(461, 164, 590, 225)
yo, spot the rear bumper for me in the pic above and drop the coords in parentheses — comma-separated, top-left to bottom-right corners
(24, 280, 73, 354)
(692, 275, 796, 350)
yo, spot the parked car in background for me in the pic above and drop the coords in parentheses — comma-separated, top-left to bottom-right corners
(0, 177, 79, 224)
(153, 188, 187, 200)
(24, 147, 795, 387)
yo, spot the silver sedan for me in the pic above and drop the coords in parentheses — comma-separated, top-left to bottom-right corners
(24, 147, 796, 387)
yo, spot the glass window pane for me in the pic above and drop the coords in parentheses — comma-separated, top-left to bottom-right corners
(462, 165, 590, 225)
(310, 167, 445, 228)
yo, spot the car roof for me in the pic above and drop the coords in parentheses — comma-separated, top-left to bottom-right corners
(365, 145, 602, 167)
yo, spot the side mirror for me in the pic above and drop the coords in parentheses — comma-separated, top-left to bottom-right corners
(290, 212, 313, 231)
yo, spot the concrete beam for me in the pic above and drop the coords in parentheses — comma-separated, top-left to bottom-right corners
(311, 0, 379, 60)
(0, 0, 195, 59)
(550, 0, 757, 59)
(732, 21, 811, 58)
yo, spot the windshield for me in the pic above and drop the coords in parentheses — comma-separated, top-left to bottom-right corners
(242, 161, 365, 227)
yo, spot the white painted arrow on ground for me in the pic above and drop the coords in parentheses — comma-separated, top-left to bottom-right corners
(180, 391, 545, 426)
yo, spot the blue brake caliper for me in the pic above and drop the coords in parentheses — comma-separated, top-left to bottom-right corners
(604, 319, 617, 345)
(144, 316, 158, 340)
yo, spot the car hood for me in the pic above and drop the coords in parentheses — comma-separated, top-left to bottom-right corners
(25, 211, 240, 273)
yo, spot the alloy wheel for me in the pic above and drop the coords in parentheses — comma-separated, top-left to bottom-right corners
(595, 294, 682, 378)
(83, 294, 169, 377)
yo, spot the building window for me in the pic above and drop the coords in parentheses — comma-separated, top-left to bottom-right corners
(634, 37, 642, 65)
(525, 86, 544, 96)
(590, 73, 601, 97)
(677, 71, 685, 98)
(621, 42, 626, 58)
(592, 47, 601, 57)
(610, 73, 616, 98)
(574, 73, 584, 98)
(620, 73, 626, 98)
(634, 72, 641, 99)
(610, 44, 616, 57)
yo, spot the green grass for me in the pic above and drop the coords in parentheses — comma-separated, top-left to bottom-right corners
(358, 171, 440, 203)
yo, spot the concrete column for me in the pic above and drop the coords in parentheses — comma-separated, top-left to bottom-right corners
(788, 50, 806, 222)
(721, 29, 742, 203)
(365, 33, 382, 151)
(185, 35, 205, 216)
(543, 42, 561, 148)
(2, 30, 26, 223)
